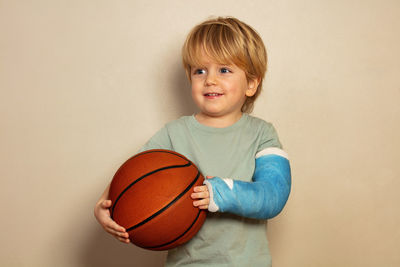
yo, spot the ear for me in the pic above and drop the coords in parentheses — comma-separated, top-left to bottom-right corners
(245, 77, 260, 97)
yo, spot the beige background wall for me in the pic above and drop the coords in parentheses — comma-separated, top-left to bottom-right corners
(1, 0, 399, 266)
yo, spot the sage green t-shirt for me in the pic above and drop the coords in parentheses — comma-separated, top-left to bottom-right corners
(140, 114, 281, 267)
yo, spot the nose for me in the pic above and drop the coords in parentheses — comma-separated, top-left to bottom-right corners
(205, 72, 217, 86)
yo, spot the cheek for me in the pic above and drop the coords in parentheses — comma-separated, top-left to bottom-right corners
(190, 83, 198, 95)
(190, 85, 202, 103)
(226, 80, 248, 96)
(191, 80, 203, 94)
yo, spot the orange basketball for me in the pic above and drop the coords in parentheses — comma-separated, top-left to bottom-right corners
(109, 149, 207, 251)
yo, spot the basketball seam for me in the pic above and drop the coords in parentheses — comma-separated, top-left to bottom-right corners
(144, 209, 203, 249)
(126, 149, 190, 163)
(126, 170, 201, 232)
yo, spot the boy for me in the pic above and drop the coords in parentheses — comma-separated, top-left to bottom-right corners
(95, 16, 291, 266)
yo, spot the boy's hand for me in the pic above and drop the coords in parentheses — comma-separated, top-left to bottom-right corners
(94, 199, 130, 243)
(191, 176, 211, 210)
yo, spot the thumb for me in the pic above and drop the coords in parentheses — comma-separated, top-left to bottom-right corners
(102, 199, 112, 208)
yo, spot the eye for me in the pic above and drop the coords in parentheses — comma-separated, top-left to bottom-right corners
(193, 68, 206, 75)
(220, 67, 231, 74)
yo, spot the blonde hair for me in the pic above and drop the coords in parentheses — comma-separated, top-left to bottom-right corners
(182, 16, 267, 113)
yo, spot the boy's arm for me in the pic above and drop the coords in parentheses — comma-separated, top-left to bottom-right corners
(203, 147, 291, 220)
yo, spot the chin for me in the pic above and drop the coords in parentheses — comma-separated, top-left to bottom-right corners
(201, 110, 224, 117)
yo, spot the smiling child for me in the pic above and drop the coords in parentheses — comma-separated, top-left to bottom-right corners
(95, 16, 291, 267)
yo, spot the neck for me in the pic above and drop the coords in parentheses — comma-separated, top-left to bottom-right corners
(195, 112, 244, 128)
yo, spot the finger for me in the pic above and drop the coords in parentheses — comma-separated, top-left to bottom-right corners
(191, 191, 209, 199)
(115, 231, 129, 238)
(206, 176, 214, 179)
(191, 187, 209, 198)
(116, 236, 131, 243)
(193, 185, 208, 193)
(194, 201, 209, 210)
(104, 218, 126, 233)
(107, 227, 128, 236)
(193, 198, 210, 207)
(116, 231, 130, 239)
(105, 226, 129, 239)
(101, 200, 112, 208)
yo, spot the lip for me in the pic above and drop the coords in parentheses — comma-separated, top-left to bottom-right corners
(204, 92, 224, 99)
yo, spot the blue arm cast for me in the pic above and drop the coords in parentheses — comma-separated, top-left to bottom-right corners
(204, 148, 291, 219)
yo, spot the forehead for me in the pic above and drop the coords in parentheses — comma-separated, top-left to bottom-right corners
(189, 46, 236, 67)
(191, 50, 225, 66)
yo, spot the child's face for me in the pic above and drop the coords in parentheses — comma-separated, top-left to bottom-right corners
(190, 51, 258, 122)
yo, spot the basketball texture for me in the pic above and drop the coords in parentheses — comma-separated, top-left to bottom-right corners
(109, 149, 207, 251)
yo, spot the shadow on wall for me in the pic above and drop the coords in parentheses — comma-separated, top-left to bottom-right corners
(80, 227, 167, 267)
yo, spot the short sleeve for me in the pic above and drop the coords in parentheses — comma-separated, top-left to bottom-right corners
(257, 123, 282, 153)
(138, 126, 173, 152)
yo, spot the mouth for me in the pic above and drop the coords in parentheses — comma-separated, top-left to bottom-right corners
(204, 93, 223, 97)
